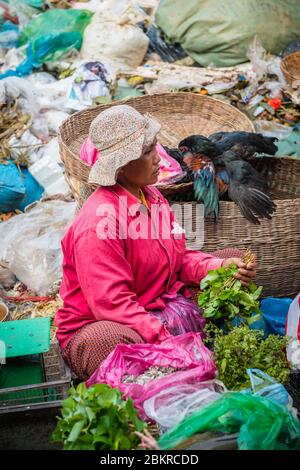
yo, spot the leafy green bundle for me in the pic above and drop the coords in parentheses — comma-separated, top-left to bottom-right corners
(52, 383, 146, 450)
(198, 264, 262, 325)
(207, 325, 290, 390)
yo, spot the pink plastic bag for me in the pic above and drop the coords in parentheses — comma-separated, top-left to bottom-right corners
(79, 136, 99, 167)
(155, 142, 186, 185)
(86, 333, 217, 420)
(79, 138, 186, 185)
(151, 294, 206, 337)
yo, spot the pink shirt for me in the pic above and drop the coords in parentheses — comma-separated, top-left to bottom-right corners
(55, 184, 223, 349)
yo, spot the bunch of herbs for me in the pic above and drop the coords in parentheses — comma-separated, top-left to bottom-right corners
(52, 382, 146, 450)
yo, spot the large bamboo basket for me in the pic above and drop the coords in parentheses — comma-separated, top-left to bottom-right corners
(59, 93, 254, 205)
(173, 156, 300, 298)
(59, 93, 300, 298)
(281, 51, 300, 85)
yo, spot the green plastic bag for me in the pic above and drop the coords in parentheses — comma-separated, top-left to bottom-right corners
(158, 392, 300, 450)
(19, 9, 93, 62)
(156, 0, 300, 67)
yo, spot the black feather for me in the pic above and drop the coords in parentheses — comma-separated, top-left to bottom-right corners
(209, 131, 278, 159)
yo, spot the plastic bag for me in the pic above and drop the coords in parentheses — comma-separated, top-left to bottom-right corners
(0, 9, 92, 78)
(243, 369, 292, 409)
(0, 160, 44, 213)
(260, 297, 293, 336)
(67, 61, 115, 111)
(158, 392, 300, 450)
(151, 294, 205, 336)
(0, 21, 19, 49)
(144, 381, 225, 431)
(154, 143, 186, 185)
(282, 38, 300, 57)
(0, 263, 16, 289)
(86, 333, 217, 420)
(0, 200, 75, 295)
(254, 120, 294, 140)
(80, 5, 149, 69)
(8, 0, 41, 26)
(143, 24, 187, 63)
(275, 129, 300, 157)
(286, 294, 300, 369)
(29, 155, 70, 196)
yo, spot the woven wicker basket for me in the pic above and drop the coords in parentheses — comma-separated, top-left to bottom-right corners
(59, 92, 254, 206)
(58, 93, 300, 298)
(281, 51, 300, 85)
(181, 156, 300, 298)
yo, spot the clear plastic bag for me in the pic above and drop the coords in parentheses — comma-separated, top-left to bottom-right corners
(143, 381, 225, 431)
(0, 201, 75, 295)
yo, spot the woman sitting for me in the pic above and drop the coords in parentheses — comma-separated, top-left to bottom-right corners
(55, 105, 257, 380)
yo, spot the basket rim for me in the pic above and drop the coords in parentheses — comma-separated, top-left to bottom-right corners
(59, 92, 255, 171)
(281, 51, 300, 81)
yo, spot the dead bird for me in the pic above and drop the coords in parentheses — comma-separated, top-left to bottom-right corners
(165, 136, 276, 224)
(209, 131, 278, 160)
(214, 148, 277, 225)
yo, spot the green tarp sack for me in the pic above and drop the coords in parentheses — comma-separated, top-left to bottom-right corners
(156, 0, 300, 67)
(158, 392, 300, 450)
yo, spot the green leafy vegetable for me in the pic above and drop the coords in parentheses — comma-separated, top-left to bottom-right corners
(209, 325, 290, 390)
(198, 264, 262, 326)
(52, 383, 146, 450)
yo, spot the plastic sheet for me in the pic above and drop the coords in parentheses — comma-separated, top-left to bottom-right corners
(158, 392, 300, 450)
(0, 200, 75, 295)
(86, 333, 217, 420)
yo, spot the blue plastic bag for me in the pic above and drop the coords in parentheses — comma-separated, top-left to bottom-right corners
(0, 21, 19, 49)
(0, 161, 44, 212)
(260, 297, 293, 336)
(243, 368, 290, 408)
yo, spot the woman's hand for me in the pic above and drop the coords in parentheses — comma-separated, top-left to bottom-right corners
(222, 257, 257, 287)
(135, 429, 159, 450)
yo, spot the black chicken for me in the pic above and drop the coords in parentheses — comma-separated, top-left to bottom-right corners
(214, 147, 277, 224)
(209, 131, 278, 160)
